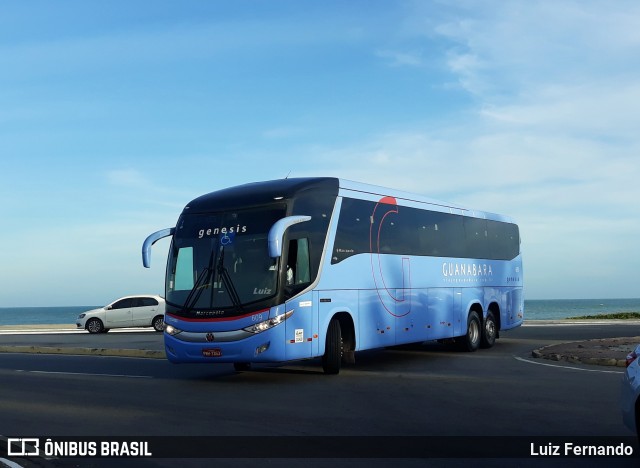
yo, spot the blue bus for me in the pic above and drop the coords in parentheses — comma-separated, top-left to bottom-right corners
(142, 178, 523, 374)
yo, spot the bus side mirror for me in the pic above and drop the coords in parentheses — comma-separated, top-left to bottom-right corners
(142, 228, 175, 268)
(268, 216, 311, 258)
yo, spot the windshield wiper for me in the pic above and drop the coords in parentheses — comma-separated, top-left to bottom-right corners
(182, 266, 213, 313)
(216, 246, 244, 313)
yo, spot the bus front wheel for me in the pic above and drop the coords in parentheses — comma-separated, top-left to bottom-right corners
(322, 318, 342, 375)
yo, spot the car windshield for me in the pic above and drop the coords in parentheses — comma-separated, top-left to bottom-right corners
(166, 206, 287, 317)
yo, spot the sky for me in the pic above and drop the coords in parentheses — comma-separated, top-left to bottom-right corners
(1, 0, 639, 306)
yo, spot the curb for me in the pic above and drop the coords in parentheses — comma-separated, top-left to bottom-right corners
(0, 345, 165, 359)
(530, 336, 640, 368)
(531, 346, 628, 367)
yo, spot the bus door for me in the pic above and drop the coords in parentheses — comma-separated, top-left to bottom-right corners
(285, 291, 316, 360)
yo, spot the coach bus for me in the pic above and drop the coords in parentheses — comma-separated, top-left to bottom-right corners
(142, 177, 523, 374)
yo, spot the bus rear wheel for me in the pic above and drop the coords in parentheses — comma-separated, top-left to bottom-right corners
(480, 311, 497, 348)
(459, 311, 481, 352)
(322, 318, 342, 375)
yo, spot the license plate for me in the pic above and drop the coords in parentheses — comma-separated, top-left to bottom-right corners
(202, 348, 222, 357)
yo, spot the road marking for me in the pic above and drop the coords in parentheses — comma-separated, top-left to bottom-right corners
(0, 328, 155, 335)
(0, 458, 23, 468)
(514, 356, 623, 374)
(523, 320, 640, 327)
(15, 369, 153, 379)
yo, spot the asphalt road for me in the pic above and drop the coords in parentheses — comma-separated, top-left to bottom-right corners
(1, 322, 639, 467)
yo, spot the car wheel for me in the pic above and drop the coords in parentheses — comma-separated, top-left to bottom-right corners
(322, 318, 342, 375)
(152, 315, 165, 332)
(480, 311, 497, 348)
(459, 311, 481, 352)
(86, 318, 104, 334)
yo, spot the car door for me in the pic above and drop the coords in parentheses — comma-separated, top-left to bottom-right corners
(105, 298, 134, 328)
(131, 297, 159, 327)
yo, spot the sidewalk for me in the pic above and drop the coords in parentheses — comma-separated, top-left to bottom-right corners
(0, 324, 165, 359)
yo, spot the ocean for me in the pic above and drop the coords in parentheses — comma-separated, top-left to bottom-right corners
(1, 299, 640, 326)
(0, 306, 99, 326)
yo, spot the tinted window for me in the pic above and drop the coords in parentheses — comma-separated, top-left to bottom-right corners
(419, 210, 466, 258)
(486, 220, 520, 260)
(111, 298, 133, 309)
(332, 198, 519, 263)
(463, 217, 490, 259)
(289, 191, 335, 286)
(138, 297, 159, 307)
(166, 207, 286, 313)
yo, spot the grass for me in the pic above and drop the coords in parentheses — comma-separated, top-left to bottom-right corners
(568, 312, 640, 320)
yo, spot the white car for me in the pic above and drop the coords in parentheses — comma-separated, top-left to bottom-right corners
(621, 343, 640, 439)
(77, 295, 166, 334)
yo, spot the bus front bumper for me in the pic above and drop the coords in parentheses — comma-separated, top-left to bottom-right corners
(163, 327, 287, 364)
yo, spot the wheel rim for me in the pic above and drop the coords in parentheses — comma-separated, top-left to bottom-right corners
(486, 319, 496, 340)
(469, 320, 479, 344)
(88, 320, 100, 333)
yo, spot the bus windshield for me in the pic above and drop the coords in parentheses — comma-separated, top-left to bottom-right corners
(166, 206, 287, 317)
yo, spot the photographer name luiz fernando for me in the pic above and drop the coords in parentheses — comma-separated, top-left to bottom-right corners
(530, 442, 633, 457)
(43, 439, 152, 457)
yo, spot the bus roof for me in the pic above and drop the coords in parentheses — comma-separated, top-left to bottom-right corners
(184, 177, 515, 224)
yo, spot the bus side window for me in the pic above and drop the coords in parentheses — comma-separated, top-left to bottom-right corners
(286, 238, 311, 287)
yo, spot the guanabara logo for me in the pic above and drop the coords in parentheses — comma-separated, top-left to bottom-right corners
(442, 262, 493, 277)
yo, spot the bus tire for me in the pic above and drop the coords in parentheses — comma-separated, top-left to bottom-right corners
(322, 318, 342, 375)
(459, 311, 481, 352)
(86, 318, 104, 334)
(480, 311, 497, 348)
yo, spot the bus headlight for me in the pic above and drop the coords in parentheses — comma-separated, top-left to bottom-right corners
(165, 324, 183, 336)
(243, 310, 294, 334)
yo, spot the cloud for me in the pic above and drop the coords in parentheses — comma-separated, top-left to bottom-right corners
(438, 1, 640, 92)
(106, 168, 152, 188)
(376, 49, 425, 68)
(303, 0, 640, 301)
(305, 121, 639, 299)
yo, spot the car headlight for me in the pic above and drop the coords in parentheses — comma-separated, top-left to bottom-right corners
(243, 310, 294, 334)
(165, 324, 183, 336)
(78, 314, 86, 319)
